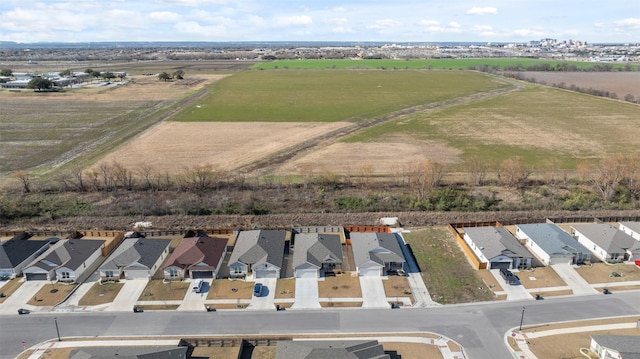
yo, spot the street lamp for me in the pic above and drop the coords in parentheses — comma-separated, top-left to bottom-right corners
(54, 317, 61, 342)
(519, 307, 526, 331)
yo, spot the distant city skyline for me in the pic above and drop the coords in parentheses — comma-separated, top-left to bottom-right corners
(0, 0, 638, 44)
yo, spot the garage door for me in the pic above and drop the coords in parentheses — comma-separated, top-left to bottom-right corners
(359, 267, 381, 277)
(126, 270, 150, 280)
(26, 272, 48, 281)
(191, 270, 214, 279)
(296, 269, 318, 278)
(490, 261, 511, 270)
(255, 269, 278, 278)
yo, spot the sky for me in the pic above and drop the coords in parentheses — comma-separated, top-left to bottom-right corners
(0, 0, 638, 44)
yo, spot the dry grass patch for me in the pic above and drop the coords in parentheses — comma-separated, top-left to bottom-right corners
(575, 263, 640, 284)
(27, 283, 77, 306)
(79, 282, 124, 306)
(517, 267, 567, 288)
(526, 316, 640, 333)
(594, 284, 640, 291)
(0, 278, 24, 303)
(16, 347, 74, 359)
(318, 273, 362, 298)
(275, 278, 295, 299)
(208, 279, 253, 300)
(206, 303, 248, 309)
(135, 304, 180, 310)
(531, 289, 573, 298)
(382, 276, 414, 304)
(527, 327, 640, 359)
(320, 301, 362, 308)
(476, 270, 504, 291)
(382, 342, 443, 359)
(138, 280, 188, 301)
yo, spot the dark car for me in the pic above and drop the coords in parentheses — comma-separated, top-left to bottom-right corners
(253, 283, 263, 297)
(499, 268, 520, 285)
(17, 308, 30, 315)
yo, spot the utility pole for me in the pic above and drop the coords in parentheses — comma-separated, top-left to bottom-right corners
(54, 317, 61, 341)
(519, 307, 526, 331)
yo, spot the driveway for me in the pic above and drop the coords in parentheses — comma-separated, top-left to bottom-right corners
(178, 279, 212, 311)
(551, 264, 598, 295)
(105, 279, 148, 312)
(490, 270, 532, 301)
(359, 276, 389, 308)
(291, 277, 320, 309)
(247, 278, 277, 310)
(0, 280, 46, 314)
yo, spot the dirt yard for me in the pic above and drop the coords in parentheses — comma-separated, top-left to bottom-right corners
(208, 279, 254, 300)
(0, 278, 23, 304)
(27, 284, 77, 306)
(318, 273, 362, 298)
(575, 263, 640, 284)
(79, 282, 124, 306)
(517, 267, 567, 288)
(138, 280, 189, 301)
(382, 276, 415, 304)
(274, 278, 295, 299)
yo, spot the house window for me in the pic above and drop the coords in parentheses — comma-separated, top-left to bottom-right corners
(61, 272, 70, 279)
(105, 271, 114, 278)
(234, 267, 243, 274)
(169, 268, 179, 277)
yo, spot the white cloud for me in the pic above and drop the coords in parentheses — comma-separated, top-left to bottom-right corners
(366, 19, 402, 30)
(513, 28, 545, 37)
(466, 7, 498, 15)
(596, 17, 640, 31)
(331, 26, 355, 34)
(148, 11, 181, 22)
(157, 0, 230, 6)
(420, 20, 461, 33)
(326, 17, 348, 25)
(274, 15, 313, 26)
(474, 25, 493, 31)
(418, 20, 440, 26)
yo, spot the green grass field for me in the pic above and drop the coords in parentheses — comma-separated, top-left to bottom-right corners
(251, 58, 637, 71)
(344, 84, 640, 169)
(172, 70, 509, 122)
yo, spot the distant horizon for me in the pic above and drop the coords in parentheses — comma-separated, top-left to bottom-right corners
(1, 1, 638, 44)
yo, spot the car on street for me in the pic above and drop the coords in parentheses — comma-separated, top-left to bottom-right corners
(254, 283, 263, 297)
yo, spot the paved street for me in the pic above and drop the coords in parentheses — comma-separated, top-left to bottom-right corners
(2, 291, 639, 359)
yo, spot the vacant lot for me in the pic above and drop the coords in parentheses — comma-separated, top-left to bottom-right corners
(575, 263, 640, 284)
(521, 71, 640, 98)
(403, 227, 495, 304)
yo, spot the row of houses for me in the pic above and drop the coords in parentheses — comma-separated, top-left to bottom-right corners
(0, 229, 407, 283)
(463, 222, 640, 269)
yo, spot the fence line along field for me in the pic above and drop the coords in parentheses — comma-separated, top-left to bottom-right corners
(517, 71, 640, 99)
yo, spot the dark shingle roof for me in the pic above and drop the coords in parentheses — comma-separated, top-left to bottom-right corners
(276, 340, 389, 359)
(0, 236, 49, 268)
(100, 238, 171, 271)
(70, 346, 188, 359)
(464, 226, 532, 260)
(229, 230, 286, 269)
(31, 239, 105, 271)
(350, 232, 405, 268)
(292, 233, 343, 269)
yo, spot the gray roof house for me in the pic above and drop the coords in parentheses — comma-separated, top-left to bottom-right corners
(0, 233, 50, 279)
(619, 222, 640, 241)
(515, 223, 591, 265)
(70, 346, 188, 359)
(350, 232, 405, 276)
(463, 226, 533, 270)
(99, 237, 171, 280)
(275, 340, 389, 359)
(292, 233, 343, 278)
(23, 239, 105, 283)
(590, 335, 640, 359)
(572, 223, 640, 262)
(228, 230, 287, 279)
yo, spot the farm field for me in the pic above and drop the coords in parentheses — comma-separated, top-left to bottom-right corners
(520, 71, 640, 98)
(251, 58, 638, 70)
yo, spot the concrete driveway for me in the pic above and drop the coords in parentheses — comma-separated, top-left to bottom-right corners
(0, 280, 46, 314)
(551, 264, 598, 295)
(178, 279, 212, 311)
(490, 270, 532, 301)
(105, 279, 148, 312)
(359, 276, 390, 308)
(247, 278, 277, 310)
(291, 277, 320, 309)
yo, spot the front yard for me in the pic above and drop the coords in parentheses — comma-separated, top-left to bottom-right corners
(208, 279, 253, 300)
(382, 275, 414, 304)
(318, 273, 361, 298)
(575, 263, 640, 284)
(79, 282, 124, 306)
(516, 267, 567, 289)
(27, 283, 77, 306)
(0, 278, 23, 303)
(138, 280, 189, 301)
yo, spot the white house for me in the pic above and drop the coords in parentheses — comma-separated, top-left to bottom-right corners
(515, 223, 591, 266)
(23, 239, 105, 283)
(463, 226, 532, 270)
(572, 223, 640, 262)
(350, 232, 405, 276)
(590, 335, 640, 359)
(99, 237, 171, 280)
(619, 222, 640, 241)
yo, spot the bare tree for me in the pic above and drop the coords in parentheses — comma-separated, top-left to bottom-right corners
(410, 159, 444, 199)
(592, 154, 626, 201)
(112, 161, 134, 190)
(466, 156, 487, 186)
(12, 171, 31, 193)
(70, 164, 86, 191)
(500, 157, 530, 188)
(180, 164, 215, 191)
(137, 163, 156, 191)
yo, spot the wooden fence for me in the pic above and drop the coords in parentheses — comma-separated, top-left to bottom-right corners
(447, 224, 487, 270)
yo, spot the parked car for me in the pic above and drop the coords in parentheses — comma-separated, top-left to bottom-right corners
(253, 283, 263, 297)
(17, 308, 30, 315)
(499, 268, 520, 285)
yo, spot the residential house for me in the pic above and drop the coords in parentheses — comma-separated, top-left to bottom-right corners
(275, 339, 389, 359)
(70, 346, 188, 359)
(463, 226, 533, 270)
(515, 223, 591, 265)
(350, 232, 405, 276)
(619, 222, 640, 241)
(23, 239, 105, 283)
(99, 237, 171, 280)
(590, 335, 640, 359)
(292, 233, 343, 278)
(228, 230, 286, 279)
(163, 236, 228, 279)
(0, 233, 51, 279)
(572, 223, 640, 262)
